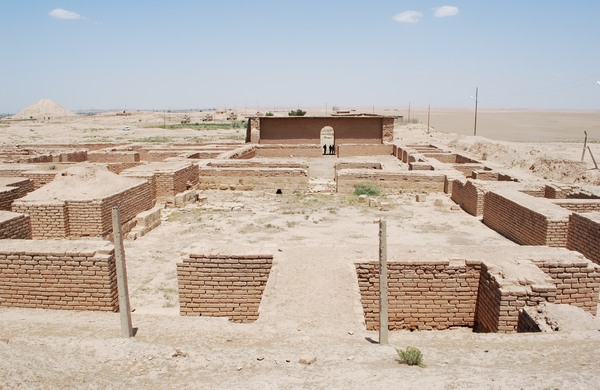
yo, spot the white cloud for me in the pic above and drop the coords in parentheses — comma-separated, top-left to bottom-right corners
(49, 8, 83, 20)
(433, 5, 459, 18)
(393, 10, 423, 24)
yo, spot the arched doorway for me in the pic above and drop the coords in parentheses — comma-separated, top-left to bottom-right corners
(320, 126, 335, 155)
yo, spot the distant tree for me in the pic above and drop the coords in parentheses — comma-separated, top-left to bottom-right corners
(265, 111, 274, 116)
(288, 109, 307, 116)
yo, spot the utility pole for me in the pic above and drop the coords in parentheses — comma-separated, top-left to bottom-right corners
(427, 104, 431, 133)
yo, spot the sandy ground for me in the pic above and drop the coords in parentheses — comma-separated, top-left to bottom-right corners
(1, 108, 600, 388)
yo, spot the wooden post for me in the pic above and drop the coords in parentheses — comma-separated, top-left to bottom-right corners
(112, 206, 134, 338)
(379, 219, 388, 345)
(581, 131, 588, 161)
(588, 146, 598, 169)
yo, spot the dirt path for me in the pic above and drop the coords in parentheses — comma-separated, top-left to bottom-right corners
(259, 245, 362, 333)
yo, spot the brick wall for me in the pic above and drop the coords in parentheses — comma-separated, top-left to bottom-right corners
(355, 260, 481, 331)
(0, 178, 34, 210)
(254, 145, 323, 158)
(154, 163, 199, 198)
(483, 190, 571, 246)
(177, 253, 273, 322)
(567, 212, 600, 266)
(0, 211, 31, 239)
(198, 167, 308, 192)
(87, 151, 140, 163)
(337, 144, 394, 157)
(0, 240, 118, 311)
(336, 170, 446, 194)
(12, 201, 70, 239)
(533, 257, 600, 315)
(451, 179, 486, 216)
(12, 180, 153, 239)
(552, 200, 600, 212)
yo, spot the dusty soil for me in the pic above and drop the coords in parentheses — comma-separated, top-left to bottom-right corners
(1, 108, 600, 389)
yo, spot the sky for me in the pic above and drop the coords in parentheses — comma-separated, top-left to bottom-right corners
(1, 1, 600, 113)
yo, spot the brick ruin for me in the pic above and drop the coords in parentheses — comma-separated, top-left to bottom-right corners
(0, 117, 599, 333)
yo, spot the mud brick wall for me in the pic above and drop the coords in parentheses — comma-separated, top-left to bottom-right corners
(425, 153, 478, 164)
(517, 308, 541, 332)
(177, 254, 273, 322)
(552, 200, 600, 212)
(0, 178, 34, 210)
(0, 212, 31, 239)
(475, 264, 502, 332)
(139, 150, 184, 162)
(451, 179, 486, 217)
(12, 181, 153, 239)
(154, 163, 199, 198)
(355, 260, 482, 331)
(0, 240, 118, 311)
(475, 263, 556, 333)
(209, 161, 308, 169)
(452, 164, 486, 178)
(472, 170, 499, 181)
(23, 171, 59, 190)
(337, 144, 394, 157)
(87, 151, 140, 163)
(198, 168, 308, 192)
(533, 258, 600, 315)
(254, 145, 323, 158)
(12, 201, 69, 239)
(567, 212, 600, 265)
(336, 170, 446, 194)
(105, 162, 143, 174)
(483, 190, 571, 246)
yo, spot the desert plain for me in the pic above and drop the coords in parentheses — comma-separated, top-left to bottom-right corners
(1, 105, 600, 389)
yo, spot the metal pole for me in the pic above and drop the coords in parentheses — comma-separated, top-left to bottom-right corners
(112, 206, 134, 338)
(379, 219, 388, 345)
(473, 87, 478, 136)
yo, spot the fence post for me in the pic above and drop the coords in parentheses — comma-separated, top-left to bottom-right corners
(379, 219, 388, 345)
(112, 206, 134, 338)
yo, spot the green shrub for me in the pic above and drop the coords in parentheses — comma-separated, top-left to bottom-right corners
(288, 109, 306, 116)
(353, 185, 380, 196)
(265, 111, 274, 116)
(396, 346, 424, 367)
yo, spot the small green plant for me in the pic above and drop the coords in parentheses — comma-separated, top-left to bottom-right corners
(288, 109, 307, 116)
(396, 346, 424, 367)
(353, 185, 380, 196)
(481, 152, 488, 161)
(265, 111, 274, 116)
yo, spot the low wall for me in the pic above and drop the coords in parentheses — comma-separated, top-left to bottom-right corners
(12, 180, 153, 239)
(567, 212, 600, 266)
(198, 167, 308, 192)
(337, 144, 393, 157)
(122, 161, 199, 200)
(336, 169, 446, 194)
(483, 189, 571, 246)
(0, 211, 31, 239)
(451, 179, 486, 217)
(0, 178, 34, 210)
(87, 151, 140, 163)
(354, 246, 595, 333)
(552, 199, 600, 212)
(532, 256, 600, 315)
(254, 145, 322, 158)
(177, 253, 273, 322)
(0, 240, 118, 311)
(356, 260, 481, 330)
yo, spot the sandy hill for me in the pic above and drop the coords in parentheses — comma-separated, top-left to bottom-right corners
(13, 99, 75, 120)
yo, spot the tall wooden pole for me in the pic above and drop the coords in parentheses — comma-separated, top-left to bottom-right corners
(473, 87, 478, 136)
(112, 206, 134, 338)
(581, 131, 588, 161)
(379, 219, 388, 345)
